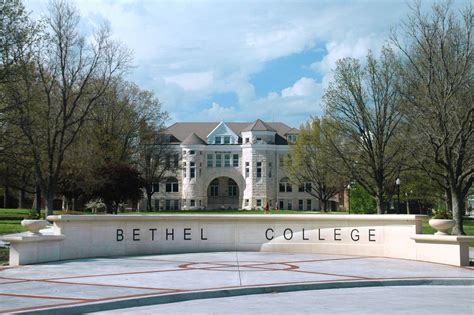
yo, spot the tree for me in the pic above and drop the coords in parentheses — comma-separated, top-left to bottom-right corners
(90, 162, 144, 214)
(391, 2, 473, 234)
(285, 117, 343, 212)
(324, 48, 405, 214)
(137, 128, 178, 212)
(349, 183, 376, 214)
(5, 0, 130, 215)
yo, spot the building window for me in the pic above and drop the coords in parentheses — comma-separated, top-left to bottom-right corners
(190, 162, 195, 178)
(306, 199, 312, 211)
(216, 154, 222, 167)
(183, 162, 187, 178)
(207, 154, 213, 167)
(233, 154, 239, 167)
(189, 150, 195, 155)
(279, 155, 285, 166)
(224, 154, 231, 167)
(224, 136, 230, 144)
(256, 162, 262, 178)
(279, 177, 292, 192)
(152, 182, 160, 193)
(166, 177, 179, 192)
(298, 199, 304, 210)
(191, 200, 195, 207)
(165, 199, 179, 210)
(245, 138, 249, 144)
(305, 183, 312, 192)
(268, 162, 272, 178)
(210, 179, 219, 196)
(228, 179, 237, 197)
(173, 154, 179, 168)
(245, 162, 249, 178)
(245, 199, 249, 206)
(287, 200, 293, 210)
(299, 184, 305, 192)
(256, 199, 262, 207)
(279, 200, 284, 210)
(288, 134, 297, 142)
(215, 136, 221, 144)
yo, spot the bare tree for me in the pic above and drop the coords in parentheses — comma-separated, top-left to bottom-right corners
(391, 1, 473, 234)
(285, 117, 343, 212)
(324, 48, 405, 214)
(7, 0, 130, 215)
(137, 128, 178, 212)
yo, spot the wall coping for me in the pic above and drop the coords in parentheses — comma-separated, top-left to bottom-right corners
(47, 214, 428, 223)
(411, 234, 474, 244)
(1, 233, 65, 243)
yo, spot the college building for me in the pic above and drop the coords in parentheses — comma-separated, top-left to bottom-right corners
(147, 119, 340, 211)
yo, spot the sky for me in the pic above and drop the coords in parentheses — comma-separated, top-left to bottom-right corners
(23, 0, 469, 128)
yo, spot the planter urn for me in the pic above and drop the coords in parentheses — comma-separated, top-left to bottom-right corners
(428, 219, 455, 235)
(21, 220, 49, 235)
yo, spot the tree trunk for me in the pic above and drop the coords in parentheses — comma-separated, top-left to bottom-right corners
(3, 183, 9, 208)
(105, 202, 113, 214)
(320, 199, 327, 212)
(45, 192, 54, 217)
(451, 189, 465, 235)
(445, 188, 453, 212)
(33, 184, 41, 215)
(18, 189, 25, 209)
(375, 196, 384, 214)
(146, 190, 153, 212)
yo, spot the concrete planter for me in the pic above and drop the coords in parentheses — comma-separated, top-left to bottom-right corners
(21, 220, 48, 234)
(428, 219, 455, 235)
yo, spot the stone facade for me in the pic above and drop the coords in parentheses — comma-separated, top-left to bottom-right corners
(148, 119, 339, 211)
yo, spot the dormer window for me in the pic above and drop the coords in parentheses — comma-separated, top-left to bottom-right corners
(224, 136, 230, 144)
(288, 134, 297, 142)
(215, 136, 221, 144)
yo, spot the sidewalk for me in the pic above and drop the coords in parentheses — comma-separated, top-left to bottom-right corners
(0, 252, 473, 314)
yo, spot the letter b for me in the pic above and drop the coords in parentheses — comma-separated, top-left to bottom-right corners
(116, 229, 124, 242)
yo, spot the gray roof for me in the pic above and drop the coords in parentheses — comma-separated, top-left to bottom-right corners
(285, 128, 300, 135)
(242, 119, 277, 132)
(165, 120, 295, 144)
(181, 132, 207, 145)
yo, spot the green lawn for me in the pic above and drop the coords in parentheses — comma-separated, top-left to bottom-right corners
(0, 209, 29, 235)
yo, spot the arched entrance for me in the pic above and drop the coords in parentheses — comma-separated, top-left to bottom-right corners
(207, 177, 240, 209)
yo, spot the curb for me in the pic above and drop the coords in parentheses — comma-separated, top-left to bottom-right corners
(18, 278, 474, 314)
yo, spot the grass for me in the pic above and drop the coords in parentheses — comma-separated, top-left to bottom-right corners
(0, 209, 29, 235)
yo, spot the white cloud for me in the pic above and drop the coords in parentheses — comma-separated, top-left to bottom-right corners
(164, 72, 213, 91)
(201, 102, 238, 121)
(312, 35, 385, 87)
(281, 77, 319, 98)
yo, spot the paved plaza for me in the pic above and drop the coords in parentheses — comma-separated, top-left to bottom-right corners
(0, 252, 472, 314)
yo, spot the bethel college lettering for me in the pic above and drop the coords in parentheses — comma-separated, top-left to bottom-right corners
(116, 227, 377, 242)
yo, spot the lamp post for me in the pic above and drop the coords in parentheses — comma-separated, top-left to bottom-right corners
(395, 177, 400, 214)
(347, 183, 351, 214)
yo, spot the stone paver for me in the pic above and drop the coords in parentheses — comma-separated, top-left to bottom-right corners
(93, 285, 474, 315)
(0, 252, 472, 314)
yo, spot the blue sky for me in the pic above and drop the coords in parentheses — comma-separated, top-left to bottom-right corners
(24, 0, 469, 127)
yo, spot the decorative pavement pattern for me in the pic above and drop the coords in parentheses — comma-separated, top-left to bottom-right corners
(0, 252, 473, 314)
